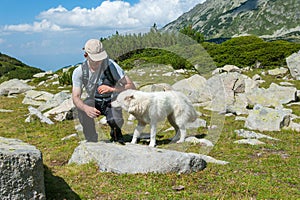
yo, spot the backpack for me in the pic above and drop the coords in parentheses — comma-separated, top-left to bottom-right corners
(81, 60, 117, 100)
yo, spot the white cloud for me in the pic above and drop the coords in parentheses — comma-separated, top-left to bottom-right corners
(4, 19, 68, 32)
(3, 0, 204, 33)
(0, 38, 4, 44)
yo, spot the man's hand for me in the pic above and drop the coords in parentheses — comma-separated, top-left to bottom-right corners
(97, 85, 114, 94)
(84, 105, 101, 118)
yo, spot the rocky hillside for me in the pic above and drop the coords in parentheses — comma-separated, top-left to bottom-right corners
(162, 0, 300, 41)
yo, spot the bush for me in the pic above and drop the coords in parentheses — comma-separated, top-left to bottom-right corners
(58, 67, 76, 86)
(118, 48, 194, 70)
(204, 35, 300, 68)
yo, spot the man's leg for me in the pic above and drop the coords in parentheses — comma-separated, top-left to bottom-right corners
(106, 104, 125, 144)
(77, 98, 98, 142)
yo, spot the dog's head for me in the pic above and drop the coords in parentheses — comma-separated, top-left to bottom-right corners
(112, 89, 149, 116)
(111, 89, 136, 111)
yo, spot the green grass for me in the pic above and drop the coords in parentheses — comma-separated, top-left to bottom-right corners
(0, 67, 299, 199)
(0, 95, 299, 199)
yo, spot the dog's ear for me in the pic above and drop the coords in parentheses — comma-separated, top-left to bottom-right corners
(125, 95, 134, 101)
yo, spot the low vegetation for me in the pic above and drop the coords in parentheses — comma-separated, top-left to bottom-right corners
(0, 53, 43, 83)
(1, 64, 300, 199)
(203, 36, 300, 68)
(0, 34, 300, 199)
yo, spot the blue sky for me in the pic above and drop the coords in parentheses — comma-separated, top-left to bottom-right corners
(0, 0, 205, 71)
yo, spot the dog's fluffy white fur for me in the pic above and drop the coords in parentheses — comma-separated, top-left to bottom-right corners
(112, 89, 198, 147)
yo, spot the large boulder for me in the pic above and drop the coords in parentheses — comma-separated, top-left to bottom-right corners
(245, 104, 292, 132)
(38, 91, 71, 112)
(69, 142, 207, 174)
(22, 90, 54, 106)
(246, 83, 297, 108)
(172, 74, 208, 103)
(203, 72, 258, 112)
(286, 51, 300, 80)
(44, 98, 75, 121)
(25, 106, 54, 125)
(0, 137, 45, 200)
(0, 79, 33, 96)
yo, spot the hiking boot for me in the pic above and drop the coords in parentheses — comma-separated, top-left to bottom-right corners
(116, 129, 125, 145)
(117, 137, 125, 145)
(109, 128, 125, 145)
(110, 129, 117, 142)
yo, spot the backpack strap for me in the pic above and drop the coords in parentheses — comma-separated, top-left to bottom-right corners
(82, 60, 89, 89)
(102, 62, 117, 87)
(81, 60, 103, 97)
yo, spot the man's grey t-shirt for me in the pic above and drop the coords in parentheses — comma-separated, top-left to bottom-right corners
(72, 59, 125, 99)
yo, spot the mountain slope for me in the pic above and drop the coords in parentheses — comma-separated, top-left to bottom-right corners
(0, 53, 43, 82)
(162, 0, 300, 40)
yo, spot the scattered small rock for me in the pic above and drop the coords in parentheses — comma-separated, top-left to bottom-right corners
(234, 139, 265, 145)
(172, 185, 185, 191)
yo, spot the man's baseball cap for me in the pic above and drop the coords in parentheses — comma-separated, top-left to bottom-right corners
(83, 39, 108, 61)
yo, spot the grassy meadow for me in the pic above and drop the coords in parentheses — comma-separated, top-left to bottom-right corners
(0, 65, 299, 200)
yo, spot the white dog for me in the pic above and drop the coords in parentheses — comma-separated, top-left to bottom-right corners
(112, 89, 198, 147)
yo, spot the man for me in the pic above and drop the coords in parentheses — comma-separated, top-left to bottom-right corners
(72, 39, 136, 144)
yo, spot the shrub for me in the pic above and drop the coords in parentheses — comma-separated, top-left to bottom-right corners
(203, 35, 300, 68)
(58, 67, 76, 86)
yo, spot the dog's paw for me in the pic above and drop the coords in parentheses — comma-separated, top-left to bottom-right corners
(149, 142, 156, 147)
(131, 139, 137, 144)
(176, 140, 184, 144)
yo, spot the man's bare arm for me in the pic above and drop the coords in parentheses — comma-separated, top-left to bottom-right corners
(97, 75, 136, 94)
(72, 87, 100, 118)
(123, 75, 136, 90)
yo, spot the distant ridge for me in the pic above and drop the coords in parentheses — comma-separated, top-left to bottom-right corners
(162, 0, 300, 42)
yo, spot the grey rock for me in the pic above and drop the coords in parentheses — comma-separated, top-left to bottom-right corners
(279, 82, 294, 86)
(245, 104, 292, 132)
(22, 97, 44, 106)
(246, 83, 297, 108)
(61, 133, 78, 141)
(25, 90, 54, 101)
(38, 91, 71, 112)
(26, 106, 54, 124)
(172, 74, 208, 103)
(22, 90, 54, 106)
(211, 65, 241, 75)
(44, 98, 74, 121)
(204, 72, 257, 112)
(285, 121, 300, 132)
(221, 64, 242, 73)
(0, 137, 45, 200)
(0, 79, 33, 96)
(0, 109, 13, 113)
(286, 51, 300, 80)
(192, 154, 229, 165)
(185, 137, 214, 146)
(226, 93, 249, 115)
(186, 118, 207, 129)
(33, 71, 52, 78)
(267, 67, 288, 76)
(234, 139, 265, 145)
(234, 129, 279, 140)
(252, 74, 262, 81)
(140, 83, 173, 92)
(235, 116, 247, 121)
(69, 142, 207, 174)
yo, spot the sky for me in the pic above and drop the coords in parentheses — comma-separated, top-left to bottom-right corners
(0, 0, 205, 71)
